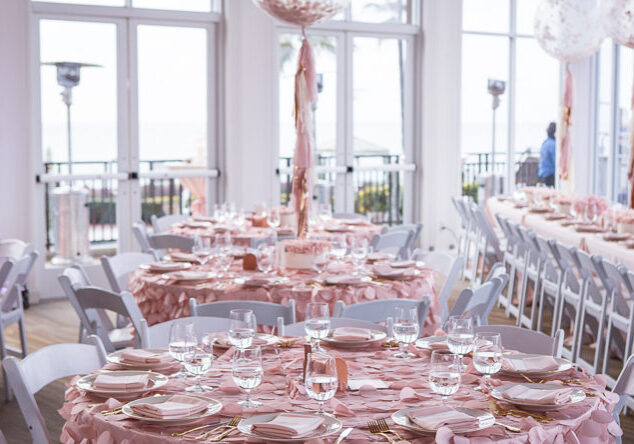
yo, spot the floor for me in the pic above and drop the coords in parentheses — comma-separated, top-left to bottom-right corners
(0, 290, 633, 443)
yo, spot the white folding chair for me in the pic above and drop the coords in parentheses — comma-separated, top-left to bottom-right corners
(280, 318, 387, 337)
(531, 235, 562, 333)
(150, 214, 188, 233)
(333, 298, 431, 333)
(448, 275, 507, 326)
(139, 317, 237, 348)
(0, 239, 34, 261)
(613, 354, 634, 438)
(513, 226, 543, 329)
(451, 196, 470, 259)
(369, 230, 414, 260)
(2, 336, 106, 444)
(131, 221, 159, 258)
(101, 252, 156, 294)
(189, 298, 296, 332)
(468, 203, 503, 284)
(148, 233, 195, 253)
(411, 250, 464, 322)
(386, 224, 422, 256)
(474, 325, 564, 357)
(0, 429, 6, 444)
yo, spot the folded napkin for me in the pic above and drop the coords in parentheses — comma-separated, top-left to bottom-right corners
(170, 271, 211, 281)
(332, 327, 373, 342)
(427, 337, 449, 350)
(119, 349, 172, 365)
(389, 260, 416, 268)
(130, 395, 208, 419)
(92, 373, 151, 391)
(251, 413, 324, 438)
(407, 406, 480, 431)
(503, 355, 560, 373)
(326, 275, 364, 285)
(148, 262, 187, 272)
(168, 252, 198, 262)
(244, 277, 274, 287)
(501, 385, 575, 405)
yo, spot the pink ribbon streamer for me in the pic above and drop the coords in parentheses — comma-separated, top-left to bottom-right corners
(559, 64, 574, 181)
(628, 74, 634, 208)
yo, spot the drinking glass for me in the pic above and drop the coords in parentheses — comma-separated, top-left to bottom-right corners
(350, 238, 368, 275)
(429, 350, 461, 404)
(183, 342, 214, 392)
(393, 307, 419, 358)
(473, 332, 503, 389)
(168, 320, 197, 379)
(268, 208, 281, 229)
(446, 316, 474, 372)
(229, 309, 257, 349)
(305, 302, 331, 352)
(330, 235, 347, 263)
(585, 201, 597, 224)
(318, 203, 332, 222)
(216, 250, 233, 277)
(216, 232, 232, 251)
(232, 346, 263, 408)
(305, 352, 338, 415)
(193, 236, 212, 266)
(313, 246, 328, 276)
(257, 245, 275, 274)
(214, 204, 226, 223)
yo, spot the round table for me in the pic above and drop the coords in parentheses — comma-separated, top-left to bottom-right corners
(60, 341, 622, 443)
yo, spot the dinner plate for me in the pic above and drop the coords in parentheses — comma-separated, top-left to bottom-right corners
(392, 407, 495, 435)
(414, 336, 448, 350)
(324, 275, 372, 286)
(500, 354, 573, 377)
(161, 271, 216, 283)
(389, 260, 417, 268)
(374, 268, 419, 280)
(603, 232, 630, 242)
(491, 383, 586, 411)
(76, 370, 168, 397)
(574, 224, 605, 233)
(165, 252, 199, 263)
(106, 348, 176, 370)
(122, 394, 223, 425)
(341, 218, 367, 225)
(323, 226, 352, 233)
(238, 276, 290, 287)
(139, 262, 191, 272)
(210, 333, 280, 349)
(322, 329, 387, 348)
(182, 221, 212, 229)
(237, 412, 342, 442)
(366, 252, 395, 262)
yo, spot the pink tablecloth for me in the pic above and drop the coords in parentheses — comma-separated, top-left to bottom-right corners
(486, 197, 634, 270)
(129, 262, 441, 336)
(60, 342, 622, 443)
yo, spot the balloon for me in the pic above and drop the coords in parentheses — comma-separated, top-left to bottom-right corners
(534, 0, 605, 63)
(252, 0, 349, 28)
(602, 0, 634, 48)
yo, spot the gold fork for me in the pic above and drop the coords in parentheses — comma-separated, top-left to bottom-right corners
(194, 415, 241, 440)
(368, 420, 396, 443)
(376, 418, 408, 442)
(170, 420, 228, 437)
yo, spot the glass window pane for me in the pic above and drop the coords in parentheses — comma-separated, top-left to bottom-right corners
(461, 34, 509, 185)
(132, 0, 211, 12)
(516, 0, 540, 35)
(462, 0, 510, 33)
(33, 0, 124, 5)
(515, 37, 559, 186)
(350, 0, 409, 23)
(615, 47, 633, 204)
(596, 40, 614, 198)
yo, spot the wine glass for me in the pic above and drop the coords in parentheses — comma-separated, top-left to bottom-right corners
(473, 332, 503, 389)
(216, 232, 232, 251)
(268, 208, 281, 229)
(305, 352, 338, 415)
(232, 346, 263, 408)
(193, 236, 212, 266)
(446, 316, 474, 372)
(215, 250, 233, 278)
(257, 245, 274, 274)
(330, 234, 347, 263)
(168, 320, 197, 379)
(393, 307, 419, 358)
(429, 350, 461, 404)
(183, 342, 214, 392)
(229, 309, 257, 349)
(214, 204, 226, 223)
(350, 238, 368, 275)
(305, 302, 330, 352)
(313, 246, 328, 277)
(585, 201, 597, 224)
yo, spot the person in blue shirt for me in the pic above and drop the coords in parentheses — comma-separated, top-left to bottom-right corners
(538, 122, 557, 187)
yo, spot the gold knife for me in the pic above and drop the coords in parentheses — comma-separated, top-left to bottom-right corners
(334, 427, 354, 444)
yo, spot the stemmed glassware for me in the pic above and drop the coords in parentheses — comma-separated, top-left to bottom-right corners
(350, 238, 368, 275)
(393, 307, 419, 358)
(229, 309, 257, 349)
(429, 350, 461, 404)
(330, 235, 347, 263)
(305, 352, 338, 415)
(472, 332, 503, 389)
(446, 316, 474, 372)
(232, 346, 263, 408)
(168, 320, 197, 379)
(257, 245, 275, 274)
(183, 340, 214, 392)
(305, 302, 331, 352)
(313, 245, 328, 277)
(193, 236, 212, 266)
(268, 208, 281, 229)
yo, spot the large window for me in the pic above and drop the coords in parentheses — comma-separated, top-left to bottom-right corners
(277, 1, 419, 224)
(461, 0, 560, 199)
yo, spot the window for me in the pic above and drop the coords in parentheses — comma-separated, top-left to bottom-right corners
(32, 0, 221, 12)
(461, 0, 560, 199)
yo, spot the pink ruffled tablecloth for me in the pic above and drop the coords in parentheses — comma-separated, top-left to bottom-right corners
(129, 263, 441, 336)
(60, 342, 622, 443)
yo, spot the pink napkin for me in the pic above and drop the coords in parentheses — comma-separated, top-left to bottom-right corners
(332, 327, 372, 341)
(251, 413, 324, 438)
(407, 406, 480, 431)
(92, 374, 150, 391)
(119, 349, 172, 365)
(148, 262, 187, 272)
(502, 385, 576, 405)
(167, 252, 198, 262)
(326, 275, 364, 285)
(169, 271, 211, 281)
(244, 277, 274, 287)
(129, 395, 208, 419)
(503, 355, 560, 372)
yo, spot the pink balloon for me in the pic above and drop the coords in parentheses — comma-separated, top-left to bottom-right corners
(602, 0, 634, 49)
(252, 0, 349, 28)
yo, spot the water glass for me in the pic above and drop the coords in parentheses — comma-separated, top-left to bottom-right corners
(168, 320, 197, 379)
(446, 316, 474, 371)
(193, 236, 212, 266)
(257, 245, 275, 274)
(229, 309, 257, 349)
(216, 232, 232, 251)
(350, 238, 368, 275)
(216, 250, 233, 277)
(473, 333, 503, 388)
(330, 235, 347, 262)
(213, 204, 226, 222)
(318, 203, 332, 222)
(313, 247, 328, 276)
(232, 346, 263, 408)
(305, 352, 338, 415)
(183, 343, 214, 392)
(305, 302, 331, 352)
(393, 307, 419, 358)
(268, 208, 281, 228)
(429, 350, 461, 403)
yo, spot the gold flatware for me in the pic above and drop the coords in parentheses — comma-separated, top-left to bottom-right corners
(520, 373, 537, 383)
(195, 415, 241, 440)
(495, 421, 521, 433)
(171, 420, 229, 437)
(490, 401, 554, 423)
(334, 427, 354, 443)
(377, 418, 408, 442)
(368, 420, 396, 443)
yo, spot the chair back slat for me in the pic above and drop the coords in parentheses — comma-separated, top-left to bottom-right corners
(333, 298, 431, 332)
(148, 234, 195, 252)
(189, 298, 296, 326)
(139, 316, 238, 348)
(282, 317, 386, 337)
(474, 325, 563, 357)
(151, 214, 188, 233)
(101, 252, 156, 293)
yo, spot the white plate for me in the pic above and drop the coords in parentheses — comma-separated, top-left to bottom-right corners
(322, 329, 387, 348)
(392, 407, 495, 435)
(211, 333, 280, 349)
(139, 262, 191, 272)
(324, 275, 372, 286)
(389, 260, 416, 268)
(182, 221, 213, 229)
(238, 412, 342, 442)
(323, 226, 352, 233)
(501, 354, 573, 377)
(161, 271, 216, 283)
(166, 253, 199, 263)
(374, 269, 419, 280)
(122, 394, 223, 425)
(76, 370, 168, 397)
(491, 383, 586, 411)
(414, 336, 448, 350)
(238, 276, 290, 287)
(106, 349, 176, 370)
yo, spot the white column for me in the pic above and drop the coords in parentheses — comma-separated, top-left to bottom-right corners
(417, 0, 463, 251)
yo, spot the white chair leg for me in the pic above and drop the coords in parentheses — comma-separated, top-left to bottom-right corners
(18, 318, 27, 358)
